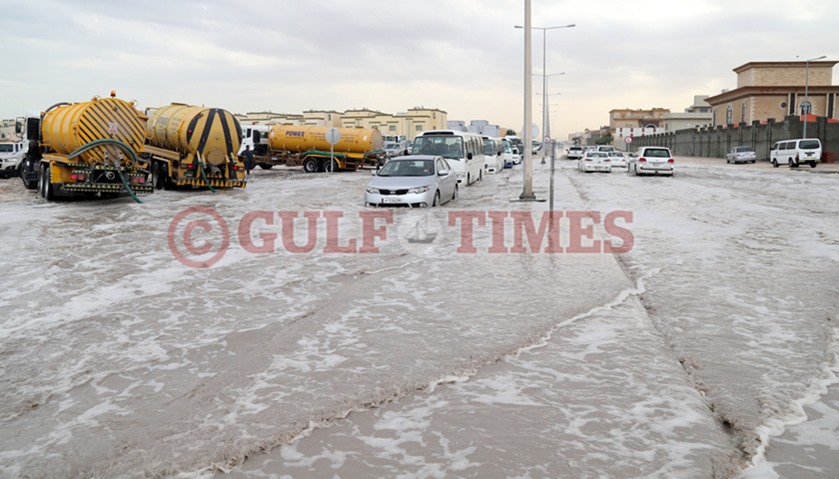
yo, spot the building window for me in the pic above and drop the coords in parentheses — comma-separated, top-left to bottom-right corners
(389, 125, 397, 132)
(725, 105, 733, 125)
(415, 124, 424, 132)
(741, 101, 747, 123)
(712, 110, 717, 127)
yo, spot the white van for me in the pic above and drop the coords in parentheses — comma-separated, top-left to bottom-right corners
(411, 130, 484, 185)
(769, 138, 822, 168)
(0, 141, 26, 178)
(481, 136, 503, 173)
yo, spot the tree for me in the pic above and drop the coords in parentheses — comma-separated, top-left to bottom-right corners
(596, 133, 614, 145)
(505, 129, 517, 136)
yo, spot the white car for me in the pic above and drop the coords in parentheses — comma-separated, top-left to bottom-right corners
(628, 146, 674, 176)
(365, 155, 458, 207)
(511, 147, 522, 165)
(608, 151, 627, 168)
(725, 146, 756, 164)
(566, 146, 584, 160)
(578, 151, 612, 173)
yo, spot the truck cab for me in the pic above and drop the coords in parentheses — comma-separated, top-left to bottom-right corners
(15, 116, 39, 189)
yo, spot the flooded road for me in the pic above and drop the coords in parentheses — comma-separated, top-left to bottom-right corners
(0, 157, 837, 478)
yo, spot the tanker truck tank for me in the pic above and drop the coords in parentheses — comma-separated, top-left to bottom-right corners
(144, 103, 245, 190)
(266, 125, 384, 173)
(20, 93, 154, 202)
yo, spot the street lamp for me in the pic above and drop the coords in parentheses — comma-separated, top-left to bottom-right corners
(536, 78, 563, 164)
(515, 24, 574, 159)
(803, 55, 826, 138)
(515, 17, 575, 200)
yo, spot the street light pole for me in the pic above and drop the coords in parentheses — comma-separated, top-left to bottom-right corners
(520, 0, 534, 200)
(803, 55, 826, 139)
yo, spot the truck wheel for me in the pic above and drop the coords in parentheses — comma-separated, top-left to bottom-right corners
(151, 163, 162, 189)
(303, 158, 319, 173)
(42, 165, 54, 201)
(258, 163, 273, 170)
(322, 159, 338, 172)
(160, 163, 173, 190)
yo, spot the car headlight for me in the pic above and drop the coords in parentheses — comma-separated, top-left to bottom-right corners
(408, 185, 430, 194)
(366, 186, 379, 194)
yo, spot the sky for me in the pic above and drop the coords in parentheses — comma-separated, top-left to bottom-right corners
(1, 0, 837, 140)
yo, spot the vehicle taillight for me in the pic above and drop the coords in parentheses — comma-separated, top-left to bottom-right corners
(71, 174, 85, 181)
(667, 158, 674, 163)
(639, 157, 647, 162)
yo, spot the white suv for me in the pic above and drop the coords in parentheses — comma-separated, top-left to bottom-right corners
(628, 146, 674, 176)
(769, 138, 822, 168)
(566, 146, 584, 160)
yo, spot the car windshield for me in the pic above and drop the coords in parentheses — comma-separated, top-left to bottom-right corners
(736, 147, 754, 152)
(800, 140, 820, 149)
(0, 144, 14, 153)
(644, 148, 671, 158)
(412, 136, 464, 159)
(376, 159, 434, 177)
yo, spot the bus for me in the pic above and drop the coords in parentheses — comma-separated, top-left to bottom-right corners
(411, 130, 484, 185)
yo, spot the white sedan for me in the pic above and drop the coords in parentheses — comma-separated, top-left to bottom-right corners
(578, 151, 612, 173)
(608, 151, 627, 168)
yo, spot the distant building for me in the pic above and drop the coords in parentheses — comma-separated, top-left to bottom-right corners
(664, 95, 713, 132)
(237, 107, 447, 137)
(447, 120, 467, 131)
(447, 119, 502, 137)
(0, 119, 16, 141)
(705, 61, 839, 127)
(609, 107, 669, 146)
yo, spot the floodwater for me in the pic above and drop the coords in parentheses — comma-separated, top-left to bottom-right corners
(0, 156, 837, 478)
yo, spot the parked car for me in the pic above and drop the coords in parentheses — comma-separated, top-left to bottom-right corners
(511, 147, 522, 165)
(365, 155, 458, 207)
(725, 146, 757, 164)
(578, 151, 612, 173)
(596, 145, 615, 154)
(608, 151, 627, 168)
(383, 141, 407, 158)
(0, 141, 26, 179)
(566, 146, 584, 160)
(501, 139, 515, 168)
(769, 138, 822, 168)
(628, 146, 674, 176)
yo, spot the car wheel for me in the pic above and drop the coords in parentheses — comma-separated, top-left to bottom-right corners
(432, 191, 440, 207)
(302, 158, 319, 173)
(452, 184, 458, 201)
(810, 161, 817, 168)
(751, 160, 756, 164)
(772, 159, 779, 168)
(726, 158, 730, 164)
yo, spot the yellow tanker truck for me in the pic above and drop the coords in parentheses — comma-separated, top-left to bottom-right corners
(143, 103, 246, 189)
(252, 125, 385, 173)
(17, 93, 153, 202)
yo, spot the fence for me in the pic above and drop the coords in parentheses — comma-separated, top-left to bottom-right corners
(630, 115, 839, 162)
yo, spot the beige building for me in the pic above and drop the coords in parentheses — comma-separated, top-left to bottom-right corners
(705, 61, 839, 127)
(341, 107, 447, 138)
(237, 107, 446, 138)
